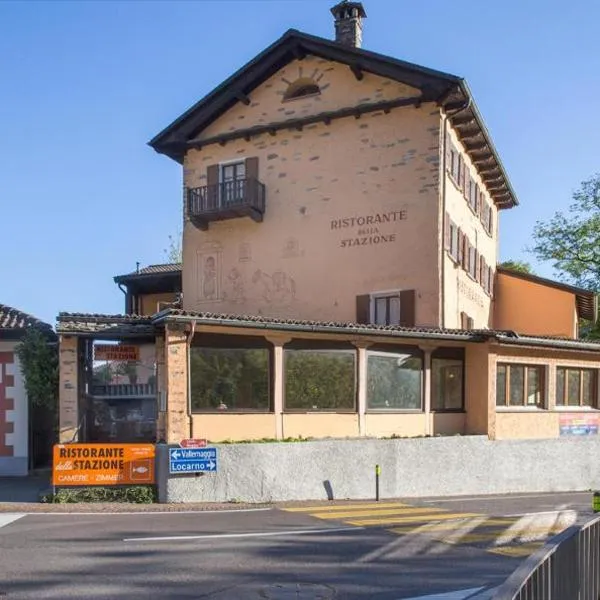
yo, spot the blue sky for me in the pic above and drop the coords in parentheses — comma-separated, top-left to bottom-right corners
(1, 0, 598, 325)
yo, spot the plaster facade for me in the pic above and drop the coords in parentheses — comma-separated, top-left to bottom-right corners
(494, 272, 578, 338)
(183, 55, 442, 326)
(0, 341, 28, 476)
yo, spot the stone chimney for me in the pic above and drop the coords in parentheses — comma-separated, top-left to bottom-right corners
(330, 1, 367, 48)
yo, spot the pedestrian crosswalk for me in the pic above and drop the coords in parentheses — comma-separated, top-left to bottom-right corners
(283, 502, 576, 558)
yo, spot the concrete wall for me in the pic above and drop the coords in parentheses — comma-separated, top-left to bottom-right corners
(157, 435, 600, 503)
(183, 54, 441, 326)
(0, 341, 28, 476)
(494, 272, 578, 338)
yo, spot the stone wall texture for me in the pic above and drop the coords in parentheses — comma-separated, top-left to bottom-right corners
(157, 435, 600, 503)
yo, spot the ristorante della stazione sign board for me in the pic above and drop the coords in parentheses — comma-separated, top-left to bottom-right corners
(52, 444, 155, 486)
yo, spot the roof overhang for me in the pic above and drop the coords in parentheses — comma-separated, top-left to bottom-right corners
(148, 29, 518, 209)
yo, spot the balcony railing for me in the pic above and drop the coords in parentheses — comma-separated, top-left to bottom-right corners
(91, 383, 156, 398)
(187, 178, 266, 230)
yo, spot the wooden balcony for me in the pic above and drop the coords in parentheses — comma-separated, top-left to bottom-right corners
(187, 178, 266, 230)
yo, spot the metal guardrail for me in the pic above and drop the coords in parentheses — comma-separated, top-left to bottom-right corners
(492, 515, 600, 600)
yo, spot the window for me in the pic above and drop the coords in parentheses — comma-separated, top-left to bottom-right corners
(468, 245, 478, 280)
(450, 147, 460, 183)
(432, 348, 464, 411)
(556, 367, 597, 407)
(284, 348, 356, 410)
(190, 346, 270, 412)
(449, 222, 459, 261)
(481, 202, 494, 236)
(367, 350, 422, 410)
(460, 312, 474, 330)
(283, 78, 321, 101)
(219, 161, 246, 205)
(496, 364, 545, 407)
(373, 294, 401, 325)
(468, 179, 479, 213)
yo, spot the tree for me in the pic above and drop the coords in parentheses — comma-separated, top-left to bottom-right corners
(499, 260, 533, 274)
(164, 231, 182, 264)
(530, 174, 600, 290)
(16, 327, 59, 466)
(16, 327, 58, 413)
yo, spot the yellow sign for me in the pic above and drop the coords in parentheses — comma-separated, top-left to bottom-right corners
(52, 444, 155, 486)
(94, 344, 140, 362)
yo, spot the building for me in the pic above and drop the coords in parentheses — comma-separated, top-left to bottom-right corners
(0, 304, 55, 475)
(57, 1, 599, 446)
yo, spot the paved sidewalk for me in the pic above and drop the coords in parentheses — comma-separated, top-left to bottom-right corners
(0, 470, 51, 503)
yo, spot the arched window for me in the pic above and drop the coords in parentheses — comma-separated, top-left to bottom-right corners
(283, 78, 321, 101)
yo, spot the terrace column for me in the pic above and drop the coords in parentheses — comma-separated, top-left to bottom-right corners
(419, 345, 435, 436)
(59, 335, 80, 443)
(353, 341, 372, 437)
(155, 334, 167, 442)
(266, 335, 291, 440)
(164, 323, 191, 444)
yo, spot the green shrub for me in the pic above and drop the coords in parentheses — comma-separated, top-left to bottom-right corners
(41, 485, 156, 504)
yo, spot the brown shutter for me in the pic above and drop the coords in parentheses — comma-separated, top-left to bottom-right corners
(245, 156, 259, 208)
(474, 250, 479, 281)
(460, 312, 467, 329)
(356, 294, 371, 324)
(457, 230, 464, 265)
(445, 135, 452, 173)
(245, 156, 259, 180)
(206, 164, 219, 209)
(444, 215, 451, 249)
(400, 290, 416, 327)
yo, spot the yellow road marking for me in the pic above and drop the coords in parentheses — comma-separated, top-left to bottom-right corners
(348, 512, 481, 526)
(488, 543, 543, 557)
(283, 502, 408, 512)
(388, 518, 515, 533)
(310, 507, 448, 520)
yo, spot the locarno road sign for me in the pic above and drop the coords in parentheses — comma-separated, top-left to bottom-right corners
(169, 447, 218, 474)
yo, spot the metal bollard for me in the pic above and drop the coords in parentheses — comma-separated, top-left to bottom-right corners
(593, 491, 600, 513)
(375, 464, 381, 502)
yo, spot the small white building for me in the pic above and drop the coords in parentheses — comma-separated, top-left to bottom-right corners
(0, 304, 54, 476)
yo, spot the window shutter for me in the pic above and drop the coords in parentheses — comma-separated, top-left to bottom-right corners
(400, 290, 416, 327)
(445, 135, 452, 173)
(245, 156, 259, 207)
(457, 231, 464, 265)
(444, 215, 451, 249)
(488, 209, 494, 235)
(474, 250, 479, 281)
(356, 294, 371, 324)
(245, 156, 259, 180)
(460, 312, 467, 329)
(206, 164, 219, 209)
(479, 255, 485, 282)
(467, 316, 474, 330)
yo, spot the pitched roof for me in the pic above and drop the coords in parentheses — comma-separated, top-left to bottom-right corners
(55, 308, 600, 352)
(113, 263, 182, 295)
(497, 267, 598, 322)
(0, 304, 52, 332)
(56, 313, 154, 338)
(114, 263, 182, 281)
(148, 29, 517, 209)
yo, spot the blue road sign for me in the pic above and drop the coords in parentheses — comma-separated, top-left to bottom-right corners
(169, 447, 218, 474)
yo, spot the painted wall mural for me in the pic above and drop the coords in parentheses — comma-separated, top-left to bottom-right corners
(197, 242, 223, 303)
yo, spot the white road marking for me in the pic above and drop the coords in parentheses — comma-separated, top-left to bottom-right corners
(420, 492, 589, 503)
(17, 507, 273, 516)
(123, 525, 363, 543)
(398, 586, 498, 599)
(0, 513, 25, 529)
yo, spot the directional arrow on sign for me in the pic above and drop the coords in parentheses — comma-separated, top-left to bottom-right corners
(207, 460, 216, 470)
(171, 450, 181, 460)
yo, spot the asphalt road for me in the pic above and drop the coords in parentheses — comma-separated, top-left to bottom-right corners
(0, 491, 593, 600)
